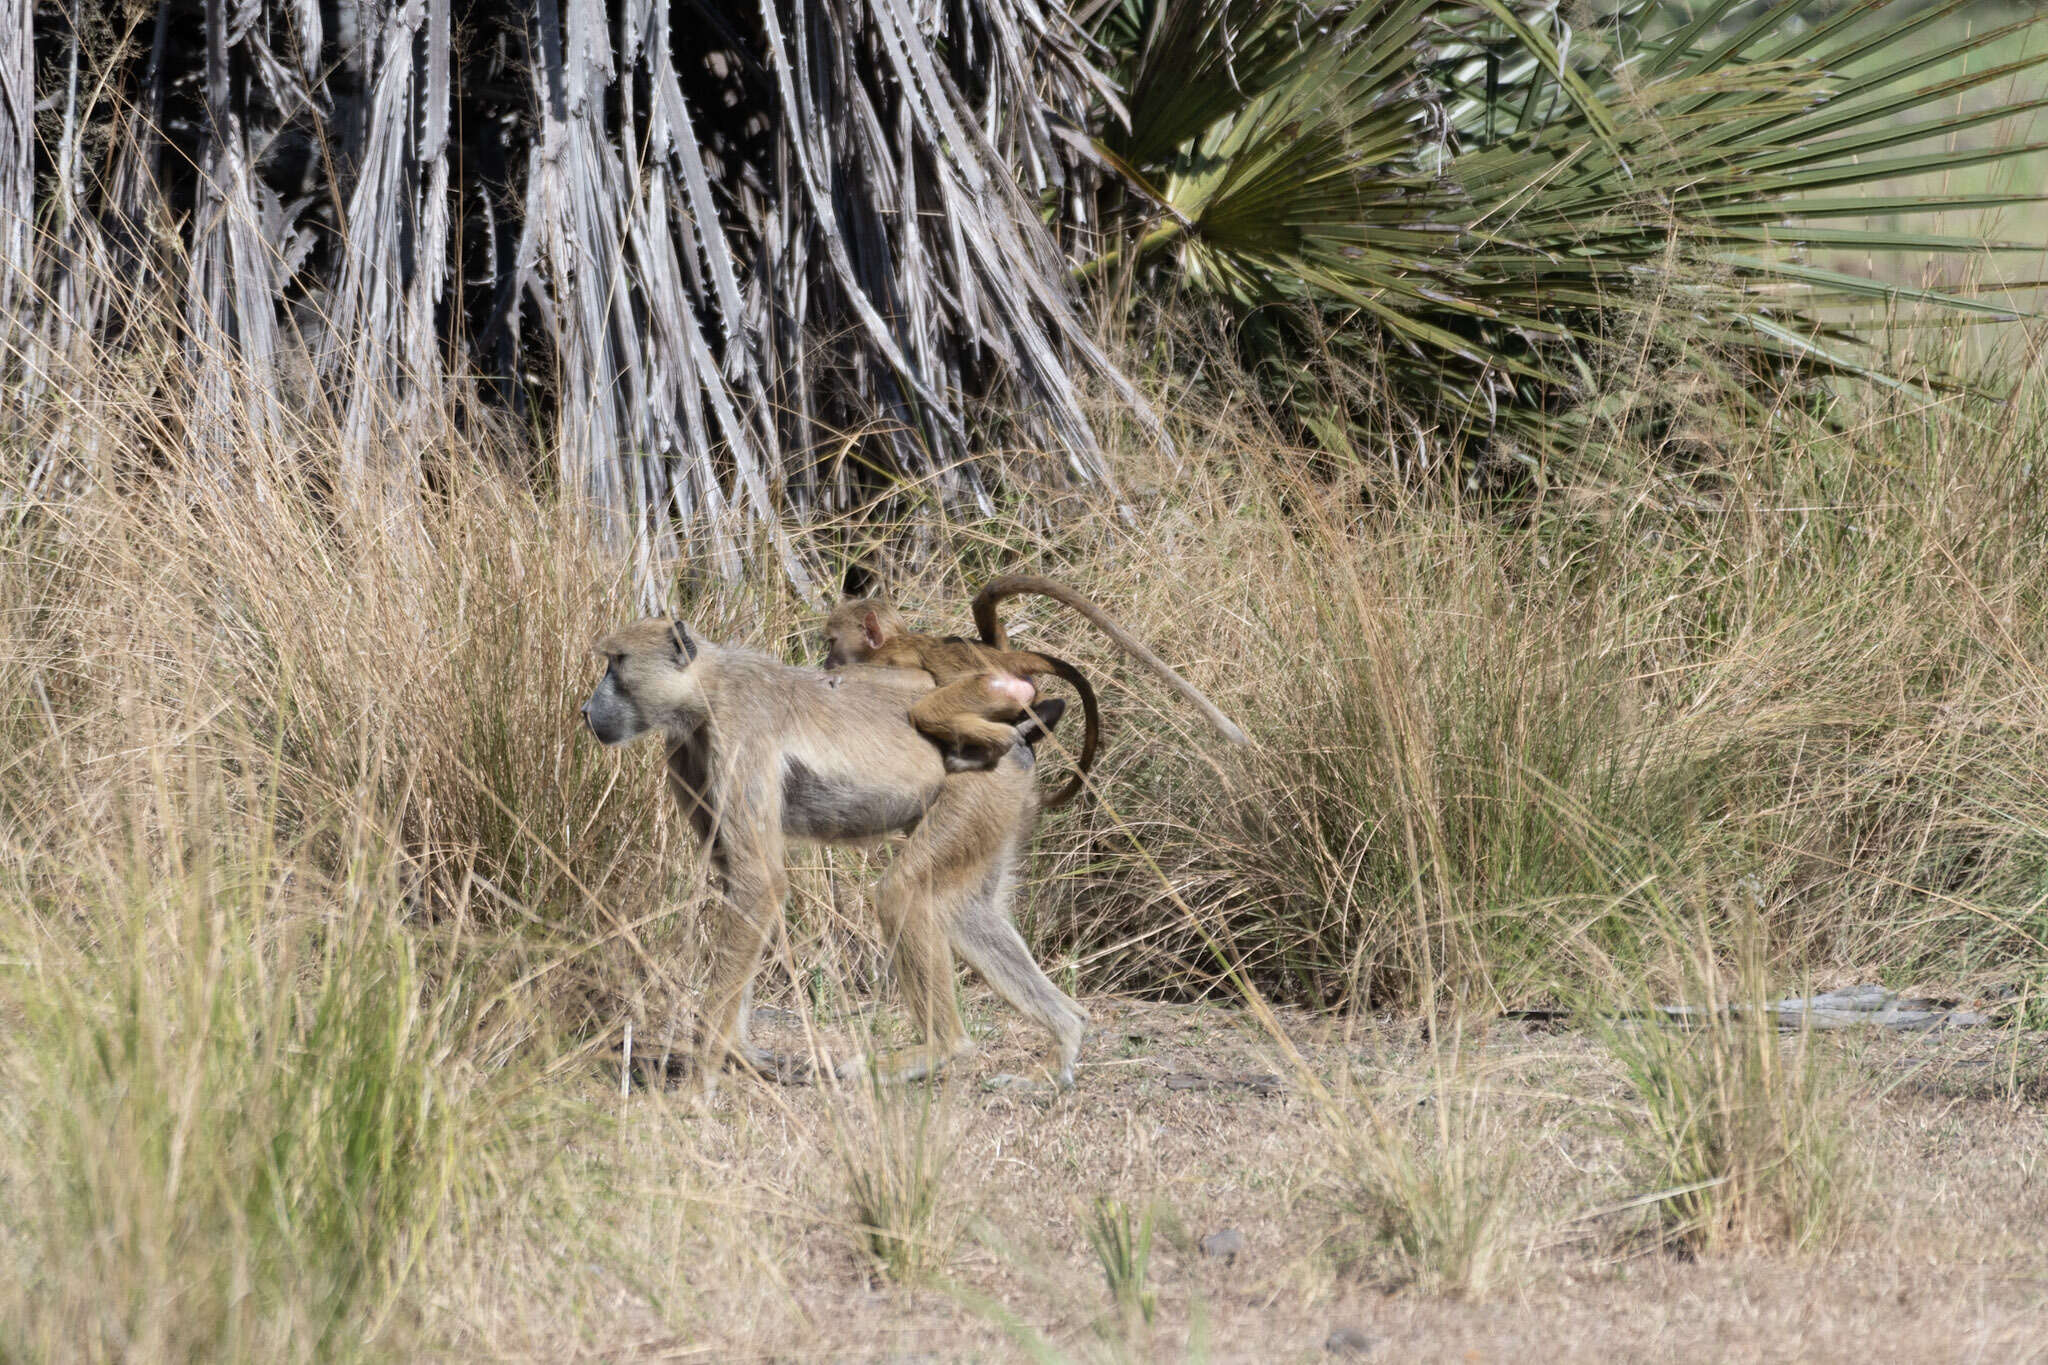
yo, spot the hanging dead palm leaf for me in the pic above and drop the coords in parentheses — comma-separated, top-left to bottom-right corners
(8, 0, 1145, 595)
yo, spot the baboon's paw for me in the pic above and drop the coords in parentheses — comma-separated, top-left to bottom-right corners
(623, 1048, 693, 1091)
(982, 1058, 1076, 1093)
(1016, 697, 1066, 748)
(980, 1072, 1050, 1093)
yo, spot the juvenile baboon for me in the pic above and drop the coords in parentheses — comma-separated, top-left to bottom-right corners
(823, 596, 1101, 788)
(581, 618, 1088, 1089)
(822, 573, 1250, 809)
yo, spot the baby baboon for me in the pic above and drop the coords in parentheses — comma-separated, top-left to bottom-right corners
(823, 573, 1249, 809)
(581, 618, 1088, 1089)
(823, 597, 1101, 793)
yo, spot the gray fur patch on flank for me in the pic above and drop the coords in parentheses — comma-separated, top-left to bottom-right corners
(782, 756, 935, 841)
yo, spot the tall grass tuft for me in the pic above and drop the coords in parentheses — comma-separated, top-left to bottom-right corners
(0, 337, 668, 1357)
(0, 740, 485, 1360)
(833, 1080, 958, 1285)
(1028, 325, 2048, 1013)
(1082, 1195, 1159, 1347)
(1332, 1037, 1517, 1301)
(1594, 903, 1853, 1255)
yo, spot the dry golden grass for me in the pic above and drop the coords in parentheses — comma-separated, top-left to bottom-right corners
(6, 309, 2048, 1360)
(419, 997, 2048, 1362)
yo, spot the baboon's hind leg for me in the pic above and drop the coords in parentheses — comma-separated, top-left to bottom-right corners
(835, 774, 1010, 1085)
(949, 854, 1088, 1090)
(910, 677, 1033, 772)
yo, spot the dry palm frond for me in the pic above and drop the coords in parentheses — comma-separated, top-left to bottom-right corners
(9, 0, 1137, 595)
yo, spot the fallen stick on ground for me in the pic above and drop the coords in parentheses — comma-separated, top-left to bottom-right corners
(1503, 985, 1997, 1033)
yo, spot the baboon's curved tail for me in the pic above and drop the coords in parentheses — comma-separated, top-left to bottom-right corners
(1032, 651, 1099, 812)
(972, 574, 1252, 749)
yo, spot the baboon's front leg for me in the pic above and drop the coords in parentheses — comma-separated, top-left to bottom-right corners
(694, 829, 788, 1085)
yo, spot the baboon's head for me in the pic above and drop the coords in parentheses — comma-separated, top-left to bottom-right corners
(582, 619, 700, 745)
(821, 597, 905, 669)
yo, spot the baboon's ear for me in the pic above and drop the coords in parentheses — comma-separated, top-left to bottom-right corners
(861, 609, 886, 650)
(669, 620, 697, 663)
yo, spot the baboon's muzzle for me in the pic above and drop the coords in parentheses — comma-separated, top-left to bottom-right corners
(580, 699, 625, 745)
(579, 677, 639, 745)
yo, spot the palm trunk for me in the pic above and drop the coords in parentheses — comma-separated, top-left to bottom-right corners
(0, 0, 33, 381)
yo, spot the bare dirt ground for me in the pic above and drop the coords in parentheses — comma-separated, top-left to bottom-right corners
(441, 996, 2048, 1363)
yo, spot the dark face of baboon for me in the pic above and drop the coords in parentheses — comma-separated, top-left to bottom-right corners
(581, 619, 697, 745)
(580, 665, 643, 745)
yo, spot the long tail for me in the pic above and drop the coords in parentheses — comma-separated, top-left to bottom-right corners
(973, 574, 1251, 748)
(1034, 651, 1100, 811)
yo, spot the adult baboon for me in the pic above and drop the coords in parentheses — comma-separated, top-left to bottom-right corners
(580, 618, 1086, 1089)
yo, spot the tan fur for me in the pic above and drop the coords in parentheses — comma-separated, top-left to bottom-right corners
(822, 574, 1250, 809)
(582, 619, 1088, 1090)
(823, 597, 1099, 798)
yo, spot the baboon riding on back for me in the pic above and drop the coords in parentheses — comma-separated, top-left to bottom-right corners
(580, 578, 1245, 1090)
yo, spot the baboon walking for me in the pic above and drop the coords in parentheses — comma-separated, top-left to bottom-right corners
(581, 618, 1087, 1088)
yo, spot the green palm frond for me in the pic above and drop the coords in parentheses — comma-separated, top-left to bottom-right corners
(1090, 0, 2048, 476)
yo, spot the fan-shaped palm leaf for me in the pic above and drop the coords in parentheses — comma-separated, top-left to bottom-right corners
(1089, 0, 2048, 474)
